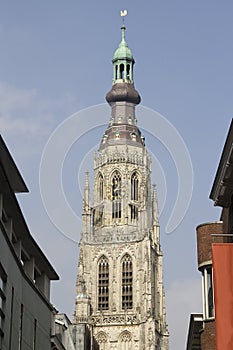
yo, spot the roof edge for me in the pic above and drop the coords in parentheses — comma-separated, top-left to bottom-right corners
(0, 135, 28, 193)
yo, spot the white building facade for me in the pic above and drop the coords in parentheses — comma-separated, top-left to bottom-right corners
(0, 135, 59, 350)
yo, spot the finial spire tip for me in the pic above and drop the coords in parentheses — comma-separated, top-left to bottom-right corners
(120, 9, 127, 25)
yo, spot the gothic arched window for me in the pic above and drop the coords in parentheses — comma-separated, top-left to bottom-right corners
(97, 173, 104, 203)
(96, 332, 108, 350)
(130, 172, 139, 220)
(94, 173, 104, 227)
(131, 172, 139, 200)
(98, 256, 109, 310)
(119, 331, 132, 350)
(122, 254, 133, 309)
(112, 171, 121, 219)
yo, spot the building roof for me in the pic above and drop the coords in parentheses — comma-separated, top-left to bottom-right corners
(113, 25, 133, 62)
(0, 135, 28, 193)
(186, 313, 203, 350)
(210, 119, 233, 207)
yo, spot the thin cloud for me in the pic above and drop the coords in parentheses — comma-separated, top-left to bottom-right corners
(0, 81, 77, 158)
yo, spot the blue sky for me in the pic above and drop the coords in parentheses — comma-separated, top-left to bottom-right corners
(1, 1, 233, 349)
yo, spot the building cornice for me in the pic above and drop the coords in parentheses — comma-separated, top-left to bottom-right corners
(210, 119, 233, 207)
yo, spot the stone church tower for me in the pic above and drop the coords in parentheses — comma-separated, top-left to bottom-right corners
(73, 23, 169, 350)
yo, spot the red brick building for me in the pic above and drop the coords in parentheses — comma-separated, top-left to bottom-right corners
(186, 119, 233, 350)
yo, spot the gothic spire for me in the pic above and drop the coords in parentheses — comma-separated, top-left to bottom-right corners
(81, 172, 91, 236)
(82, 171, 90, 213)
(153, 184, 159, 226)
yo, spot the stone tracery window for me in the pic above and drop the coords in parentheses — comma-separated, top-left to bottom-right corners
(97, 173, 104, 203)
(131, 171, 139, 201)
(94, 173, 104, 227)
(130, 172, 139, 220)
(119, 331, 132, 350)
(98, 256, 109, 310)
(112, 171, 122, 219)
(122, 254, 133, 309)
(96, 331, 107, 350)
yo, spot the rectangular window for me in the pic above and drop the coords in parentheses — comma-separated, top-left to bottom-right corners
(203, 267, 214, 319)
(33, 319, 37, 350)
(9, 287, 14, 350)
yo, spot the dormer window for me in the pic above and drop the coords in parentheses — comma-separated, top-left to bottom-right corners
(102, 134, 108, 144)
(117, 116, 123, 123)
(115, 132, 120, 140)
(130, 132, 137, 142)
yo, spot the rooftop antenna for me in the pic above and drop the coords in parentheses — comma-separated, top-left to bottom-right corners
(120, 9, 128, 26)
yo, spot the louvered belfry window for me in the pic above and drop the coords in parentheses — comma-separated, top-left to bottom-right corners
(98, 256, 109, 310)
(122, 254, 133, 309)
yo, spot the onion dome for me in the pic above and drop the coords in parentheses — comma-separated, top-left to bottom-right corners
(106, 82, 141, 105)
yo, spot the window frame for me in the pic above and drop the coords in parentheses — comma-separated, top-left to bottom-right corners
(130, 172, 139, 221)
(121, 254, 133, 310)
(202, 266, 214, 320)
(112, 171, 122, 220)
(98, 256, 109, 311)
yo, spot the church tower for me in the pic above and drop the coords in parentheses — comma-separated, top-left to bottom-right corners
(73, 21, 169, 350)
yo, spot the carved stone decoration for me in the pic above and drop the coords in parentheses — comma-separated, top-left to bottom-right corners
(119, 331, 132, 342)
(96, 331, 108, 344)
(91, 314, 137, 325)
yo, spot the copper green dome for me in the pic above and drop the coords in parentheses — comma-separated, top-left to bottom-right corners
(113, 25, 134, 62)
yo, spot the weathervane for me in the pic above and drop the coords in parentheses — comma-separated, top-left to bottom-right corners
(120, 9, 128, 25)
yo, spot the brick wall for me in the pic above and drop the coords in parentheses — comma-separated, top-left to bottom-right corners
(200, 320, 216, 350)
(196, 222, 224, 268)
